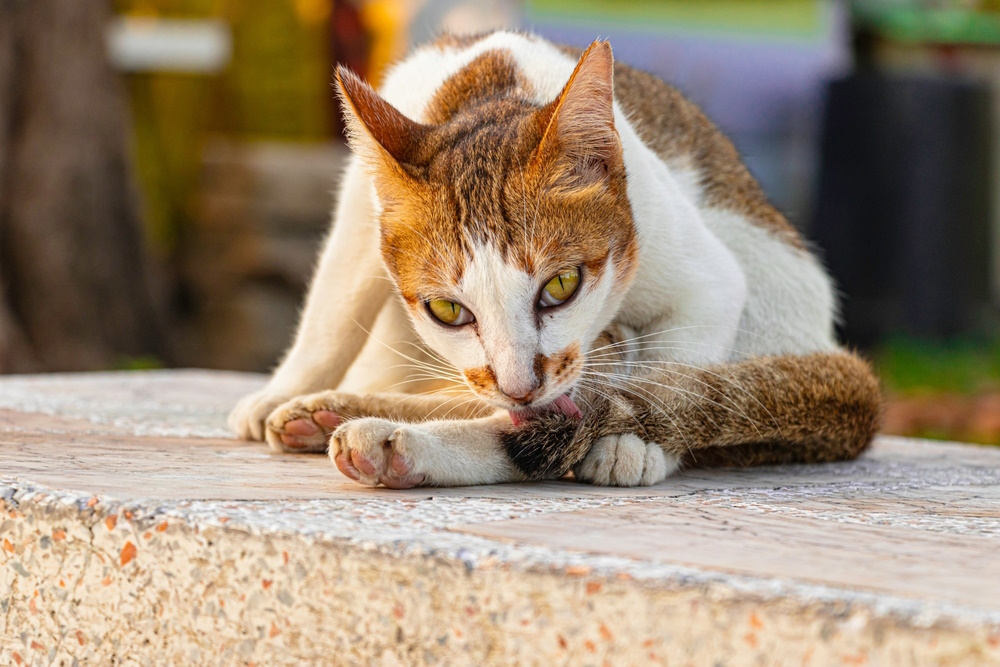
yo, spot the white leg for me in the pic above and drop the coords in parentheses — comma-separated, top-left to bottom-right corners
(230, 157, 391, 440)
(337, 293, 453, 396)
(330, 413, 526, 488)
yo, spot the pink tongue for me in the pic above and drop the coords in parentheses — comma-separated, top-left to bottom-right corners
(508, 394, 582, 427)
(553, 394, 583, 420)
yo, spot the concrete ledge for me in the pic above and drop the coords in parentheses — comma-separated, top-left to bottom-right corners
(2, 371, 999, 666)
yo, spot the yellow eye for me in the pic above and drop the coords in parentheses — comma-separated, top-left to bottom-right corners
(540, 267, 580, 307)
(427, 299, 472, 326)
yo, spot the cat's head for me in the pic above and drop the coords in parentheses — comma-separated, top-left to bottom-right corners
(337, 40, 637, 417)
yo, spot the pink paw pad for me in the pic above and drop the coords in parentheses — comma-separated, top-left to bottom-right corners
(350, 450, 376, 476)
(313, 410, 341, 430)
(334, 450, 360, 480)
(280, 434, 313, 449)
(390, 452, 410, 476)
(284, 419, 318, 436)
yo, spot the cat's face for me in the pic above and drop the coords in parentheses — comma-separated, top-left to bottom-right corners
(338, 41, 637, 415)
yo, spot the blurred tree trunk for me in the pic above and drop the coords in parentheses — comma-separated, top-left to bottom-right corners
(0, 0, 169, 372)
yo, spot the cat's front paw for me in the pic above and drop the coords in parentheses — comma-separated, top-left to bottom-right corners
(265, 390, 367, 453)
(329, 418, 432, 489)
(229, 389, 293, 441)
(573, 433, 680, 486)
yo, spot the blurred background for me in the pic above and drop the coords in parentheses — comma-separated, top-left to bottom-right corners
(1, 0, 999, 445)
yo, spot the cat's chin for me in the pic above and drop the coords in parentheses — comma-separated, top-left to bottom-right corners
(508, 393, 582, 427)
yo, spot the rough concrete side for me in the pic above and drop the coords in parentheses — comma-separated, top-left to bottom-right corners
(2, 492, 998, 667)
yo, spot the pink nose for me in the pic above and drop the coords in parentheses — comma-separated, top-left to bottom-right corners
(498, 379, 541, 403)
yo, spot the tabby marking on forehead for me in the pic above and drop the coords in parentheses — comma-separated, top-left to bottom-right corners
(425, 50, 532, 125)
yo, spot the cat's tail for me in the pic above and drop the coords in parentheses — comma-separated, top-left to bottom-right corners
(579, 350, 883, 469)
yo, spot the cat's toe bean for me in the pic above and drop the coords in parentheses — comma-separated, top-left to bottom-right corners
(265, 416, 327, 453)
(313, 410, 342, 430)
(280, 433, 322, 450)
(381, 472, 425, 489)
(389, 449, 410, 476)
(380, 426, 436, 488)
(284, 419, 319, 436)
(381, 430, 417, 484)
(265, 396, 346, 454)
(332, 449, 361, 480)
(350, 449, 377, 476)
(329, 419, 436, 488)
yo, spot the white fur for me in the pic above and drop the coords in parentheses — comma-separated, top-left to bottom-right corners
(330, 413, 524, 487)
(230, 31, 839, 488)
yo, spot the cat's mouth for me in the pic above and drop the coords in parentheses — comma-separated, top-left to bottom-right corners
(508, 393, 582, 427)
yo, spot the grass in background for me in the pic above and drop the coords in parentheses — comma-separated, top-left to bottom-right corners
(115, 356, 166, 371)
(874, 335, 1000, 396)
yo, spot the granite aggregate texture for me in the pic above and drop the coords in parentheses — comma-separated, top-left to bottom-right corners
(1, 370, 999, 666)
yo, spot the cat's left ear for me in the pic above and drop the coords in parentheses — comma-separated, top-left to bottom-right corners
(532, 40, 622, 192)
(335, 66, 429, 200)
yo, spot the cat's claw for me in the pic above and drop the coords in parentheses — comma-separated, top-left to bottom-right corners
(330, 418, 429, 488)
(573, 433, 680, 486)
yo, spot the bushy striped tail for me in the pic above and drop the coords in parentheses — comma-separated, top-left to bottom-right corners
(588, 350, 883, 469)
(674, 352, 881, 467)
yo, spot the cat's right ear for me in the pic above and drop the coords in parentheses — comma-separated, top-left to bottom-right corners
(335, 66, 430, 199)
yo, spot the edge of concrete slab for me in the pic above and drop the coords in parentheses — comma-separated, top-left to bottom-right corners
(3, 475, 999, 667)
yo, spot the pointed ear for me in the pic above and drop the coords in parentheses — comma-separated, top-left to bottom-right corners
(532, 41, 621, 192)
(335, 66, 430, 198)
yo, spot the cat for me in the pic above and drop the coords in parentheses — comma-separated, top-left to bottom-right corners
(228, 31, 881, 488)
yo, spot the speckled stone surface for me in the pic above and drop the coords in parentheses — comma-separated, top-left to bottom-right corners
(2, 371, 999, 666)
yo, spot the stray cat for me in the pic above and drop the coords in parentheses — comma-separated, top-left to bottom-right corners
(229, 31, 881, 488)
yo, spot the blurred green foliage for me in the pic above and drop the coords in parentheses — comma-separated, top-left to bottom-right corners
(528, 0, 822, 38)
(851, 0, 1000, 45)
(115, 355, 167, 371)
(874, 336, 1000, 396)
